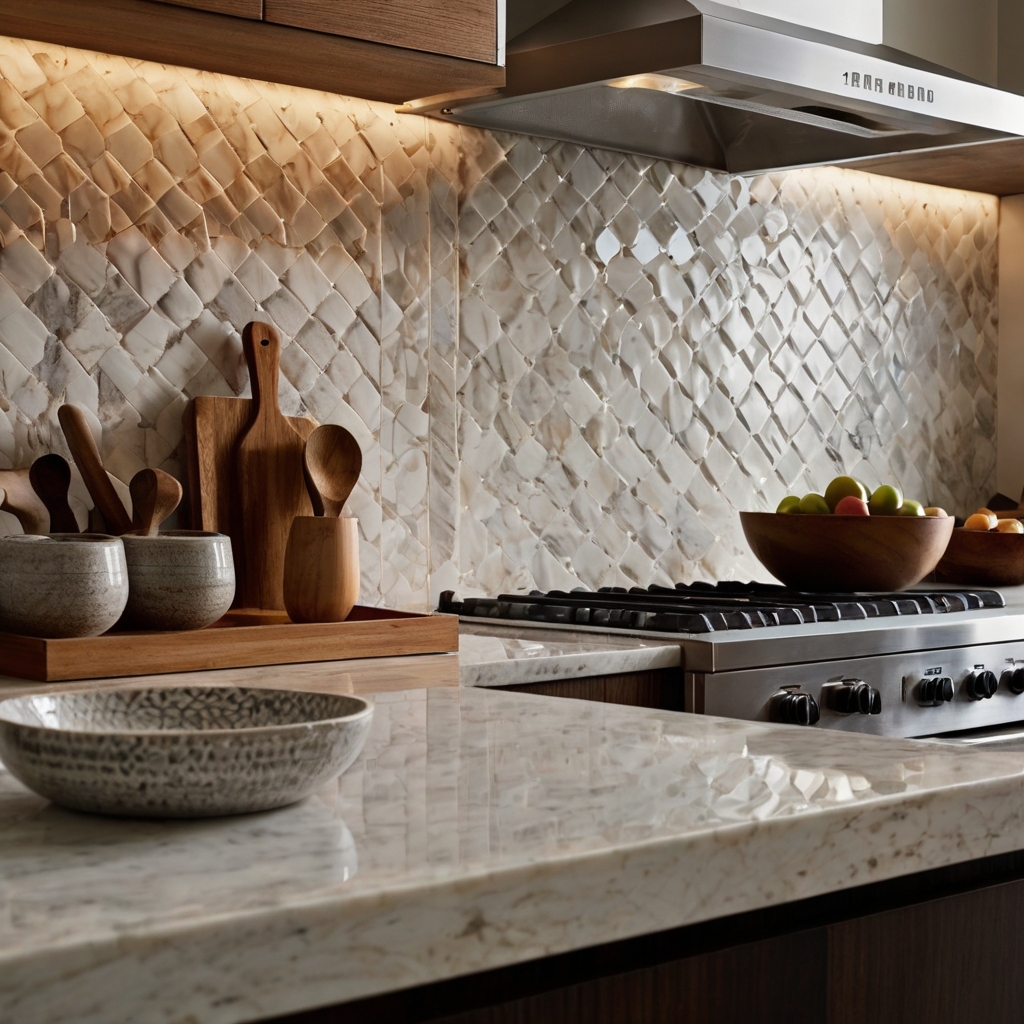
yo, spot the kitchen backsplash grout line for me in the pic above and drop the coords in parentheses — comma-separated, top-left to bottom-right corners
(0, 35, 999, 610)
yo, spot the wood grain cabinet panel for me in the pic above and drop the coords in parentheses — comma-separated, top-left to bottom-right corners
(264, 0, 498, 64)
(0, 0, 504, 105)
(154, 0, 263, 17)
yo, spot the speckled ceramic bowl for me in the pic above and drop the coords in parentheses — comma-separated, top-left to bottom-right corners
(0, 687, 373, 818)
(0, 534, 128, 638)
(121, 531, 235, 631)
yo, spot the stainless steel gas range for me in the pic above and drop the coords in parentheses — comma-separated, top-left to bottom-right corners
(439, 583, 1024, 742)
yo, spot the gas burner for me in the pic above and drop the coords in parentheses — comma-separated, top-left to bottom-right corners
(438, 582, 1005, 636)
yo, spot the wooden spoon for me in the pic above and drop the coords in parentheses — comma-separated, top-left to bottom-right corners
(57, 404, 133, 535)
(302, 424, 362, 518)
(0, 469, 50, 534)
(29, 454, 79, 533)
(130, 469, 183, 536)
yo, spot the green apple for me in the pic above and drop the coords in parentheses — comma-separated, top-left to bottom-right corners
(868, 484, 903, 515)
(777, 496, 801, 514)
(799, 493, 831, 515)
(897, 499, 925, 517)
(824, 475, 868, 512)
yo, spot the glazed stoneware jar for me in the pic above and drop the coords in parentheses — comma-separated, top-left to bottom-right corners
(121, 530, 235, 631)
(0, 534, 128, 638)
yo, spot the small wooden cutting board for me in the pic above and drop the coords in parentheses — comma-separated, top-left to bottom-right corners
(236, 322, 313, 609)
(182, 327, 316, 608)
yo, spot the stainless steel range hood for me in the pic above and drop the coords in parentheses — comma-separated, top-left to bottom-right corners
(406, 0, 1024, 174)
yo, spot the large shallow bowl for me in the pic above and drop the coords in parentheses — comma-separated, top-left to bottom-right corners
(740, 511, 954, 592)
(0, 686, 372, 818)
(934, 527, 1024, 586)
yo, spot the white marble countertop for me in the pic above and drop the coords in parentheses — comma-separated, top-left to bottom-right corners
(3, 684, 1024, 1024)
(458, 623, 680, 686)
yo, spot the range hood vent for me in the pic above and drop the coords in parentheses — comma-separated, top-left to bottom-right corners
(406, 0, 1024, 174)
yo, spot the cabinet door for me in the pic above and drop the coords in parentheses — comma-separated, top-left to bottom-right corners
(264, 0, 498, 64)
(157, 0, 263, 17)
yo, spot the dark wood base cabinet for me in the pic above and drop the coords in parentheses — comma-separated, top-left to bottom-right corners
(264, 850, 1024, 1024)
(505, 669, 684, 711)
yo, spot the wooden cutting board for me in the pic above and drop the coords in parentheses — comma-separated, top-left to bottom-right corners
(182, 328, 316, 608)
(236, 322, 313, 609)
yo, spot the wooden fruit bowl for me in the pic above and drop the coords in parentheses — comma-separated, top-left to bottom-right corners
(740, 512, 955, 592)
(934, 527, 1024, 586)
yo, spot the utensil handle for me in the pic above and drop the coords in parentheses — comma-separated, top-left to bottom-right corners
(57, 405, 133, 535)
(242, 322, 282, 423)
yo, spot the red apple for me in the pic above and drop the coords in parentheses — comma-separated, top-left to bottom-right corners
(834, 495, 870, 516)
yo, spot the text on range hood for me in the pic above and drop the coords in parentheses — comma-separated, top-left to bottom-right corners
(406, 0, 1024, 174)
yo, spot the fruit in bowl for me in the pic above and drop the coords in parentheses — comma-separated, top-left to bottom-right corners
(935, 506, 1024, 585)
(744, 476, 954, 592)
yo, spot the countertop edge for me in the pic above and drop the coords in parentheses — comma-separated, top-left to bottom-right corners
(4, 770, 1022, 1024)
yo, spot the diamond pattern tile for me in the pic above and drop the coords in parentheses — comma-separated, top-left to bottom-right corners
(0, 35, 1000, 609)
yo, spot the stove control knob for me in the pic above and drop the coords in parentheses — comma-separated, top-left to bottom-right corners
(1001, 668, 1024, 695)
(917, 677, 955, 706)
(770, 690, 820, 726)
(827, 680, 882, 715)
(965, 670, 998, 700)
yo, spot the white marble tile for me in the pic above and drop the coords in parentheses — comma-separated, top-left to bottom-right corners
(0, 34, 1001, 612)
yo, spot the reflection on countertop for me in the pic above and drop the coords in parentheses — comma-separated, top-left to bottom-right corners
(2, 685, 1023, 1024)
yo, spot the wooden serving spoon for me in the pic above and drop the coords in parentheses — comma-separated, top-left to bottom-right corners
(58, 404, 133, 535)
(29, 454, 79, 533)
(0, 469, 50, 534)
(302, 424, 362, 518)
(130, 468, 183, 536)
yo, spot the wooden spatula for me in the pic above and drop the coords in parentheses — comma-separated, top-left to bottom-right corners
(29, 454, 79, 533)
(0, 469, 50, 534)
(130, 468, 183, 536)
(235, 322, 312, 609)
(57, 405, 133, 535)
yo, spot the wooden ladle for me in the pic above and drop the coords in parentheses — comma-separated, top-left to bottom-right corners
(302, 425, 362, 518)
(130, 469, 183, 536)
(29, 454, 79, 533)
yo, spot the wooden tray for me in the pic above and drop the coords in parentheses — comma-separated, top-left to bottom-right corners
(0, 607, 459, 683)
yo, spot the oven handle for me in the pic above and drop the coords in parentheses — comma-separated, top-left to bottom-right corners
(931, 722, 1024, 749)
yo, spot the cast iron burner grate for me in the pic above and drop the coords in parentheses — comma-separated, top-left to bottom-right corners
(438, 582, 1006, 635)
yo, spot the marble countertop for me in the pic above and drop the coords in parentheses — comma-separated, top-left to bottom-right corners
(458, 623, 680, 687)
(3, 685, 1024, 1024)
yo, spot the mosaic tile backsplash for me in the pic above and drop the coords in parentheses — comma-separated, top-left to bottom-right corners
(0, 36, 999, 609)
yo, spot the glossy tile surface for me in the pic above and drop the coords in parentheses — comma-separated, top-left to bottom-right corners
(2, 686, 1023, 1023)
(0, 36, 1000, 608)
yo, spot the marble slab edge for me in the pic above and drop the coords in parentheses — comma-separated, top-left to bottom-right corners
(461, 643, 682, 688)
(4, 770, 1023, 1024)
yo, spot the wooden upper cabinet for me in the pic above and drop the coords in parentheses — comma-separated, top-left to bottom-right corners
(0, 0, 505, 104)
(264, 0, 499, 64)
(158, 0, 263, 16)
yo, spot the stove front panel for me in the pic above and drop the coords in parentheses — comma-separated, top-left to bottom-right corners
(693, 641, 1024, 737)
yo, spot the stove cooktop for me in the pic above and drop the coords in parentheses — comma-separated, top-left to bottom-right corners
(439, 582, 1006, 635)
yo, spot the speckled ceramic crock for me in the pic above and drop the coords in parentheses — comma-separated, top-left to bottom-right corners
(121, 531, 235, 631)
(0, 687, 373, 818)
(0, 534, 128, 638)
